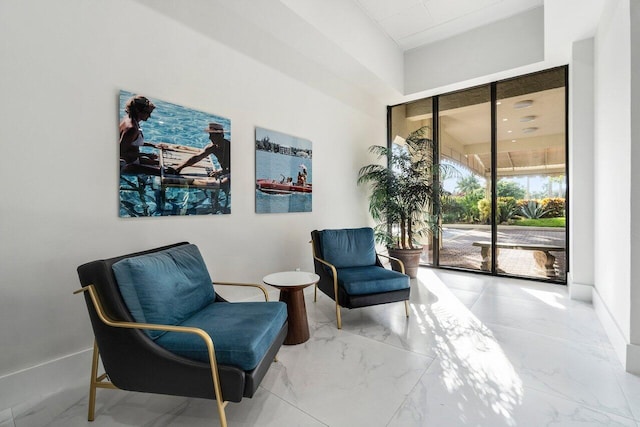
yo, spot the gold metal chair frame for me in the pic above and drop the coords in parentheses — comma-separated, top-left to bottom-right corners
(310, 243, 410, 329)
(74, 281, 270, 427)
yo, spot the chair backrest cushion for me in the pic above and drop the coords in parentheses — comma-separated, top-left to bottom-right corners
(112, 244, 215, 339)
(319, 227, 377, 268)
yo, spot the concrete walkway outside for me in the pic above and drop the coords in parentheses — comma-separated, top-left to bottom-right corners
(426, 224, 566, 281)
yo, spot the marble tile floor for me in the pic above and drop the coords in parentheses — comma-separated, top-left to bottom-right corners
(6, 268, 640, 426)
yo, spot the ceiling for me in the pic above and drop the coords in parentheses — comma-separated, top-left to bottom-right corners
(399, 67, 567, 178)
(352, 0, 544, 50)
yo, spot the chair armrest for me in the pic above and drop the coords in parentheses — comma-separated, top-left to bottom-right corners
(310, 239, 340, 300)
(312, 255, 336, 271)
(377, 253, 406, 274)
(74, 285, 227, 407)
(310, 239, 337, 274)
(213, 281, 270, 301)
(312, 255, 339, 297)
(73, 285, 218, 353)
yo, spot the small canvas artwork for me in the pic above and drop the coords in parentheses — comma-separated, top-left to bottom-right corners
(255, 127, 312, 213)
(118, 90, 231, 217)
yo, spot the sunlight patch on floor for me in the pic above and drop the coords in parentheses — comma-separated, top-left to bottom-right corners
(413, 271, 524, 425)
(521, 287, 566, 309)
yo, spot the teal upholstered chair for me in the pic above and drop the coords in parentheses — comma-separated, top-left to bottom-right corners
(75, 242, 288, 427)
(310, 227, 410, 328)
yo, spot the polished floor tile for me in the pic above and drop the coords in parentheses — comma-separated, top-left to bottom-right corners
(489, 324, 632, 419)
(261, 322, 431, 427)
(470, 291, 612, 348)
(0, 409, 14, 427)
(389, 362, 637, 427)
(612, 365, 640, 421)
(7, 268, 640, 426)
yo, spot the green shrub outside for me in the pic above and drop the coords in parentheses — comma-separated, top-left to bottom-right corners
(540, 198, 565, 217)
(517, 198, 565, 218)
(497, 197, 518, 223)
(477, 197, 518, 224)
(514, 217, 565, 227)
(443, 194, 566, 224)
(478, 198, 490, 223)
(441, 190, 483, 223)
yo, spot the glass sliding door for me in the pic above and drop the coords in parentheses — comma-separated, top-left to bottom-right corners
(495, 68, 567, 280)
(389, 98, 433, 264)
(438, 86, 493, 271)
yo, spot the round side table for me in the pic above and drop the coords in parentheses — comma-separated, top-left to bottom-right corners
(263, 271, 319, 345)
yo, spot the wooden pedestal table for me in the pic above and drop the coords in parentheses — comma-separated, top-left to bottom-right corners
(263, 271, 320, 345)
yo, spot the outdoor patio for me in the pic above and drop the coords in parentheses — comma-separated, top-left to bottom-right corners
(428, 224, 566, 281)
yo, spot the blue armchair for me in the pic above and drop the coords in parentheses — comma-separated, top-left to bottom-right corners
(75, 242, 288, 427)
(310, 228, 410, 329)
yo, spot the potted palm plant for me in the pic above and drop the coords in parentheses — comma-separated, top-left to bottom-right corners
(357, 126, 452, 278)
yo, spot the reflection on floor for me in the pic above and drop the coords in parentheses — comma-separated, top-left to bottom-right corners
(4, 269, 640, 427)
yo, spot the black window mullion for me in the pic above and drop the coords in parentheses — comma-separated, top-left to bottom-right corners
(432, 96, 440, 267)
(490, 82, 498, 274)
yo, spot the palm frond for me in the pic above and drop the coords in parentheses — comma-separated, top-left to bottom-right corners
(357, 125, 459, 249)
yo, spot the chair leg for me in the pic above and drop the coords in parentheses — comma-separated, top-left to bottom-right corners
(86, 341, 119, 422)
(314, 284, 317, 302)
(405, 300, 410, 318)
(335, 302, 342, 329)
(88, 341, 100, 421)
(217, 402, 229, 427)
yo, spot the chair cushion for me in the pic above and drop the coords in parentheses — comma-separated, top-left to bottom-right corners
(112, 244, 215, 339)
(336, 266, 410, 295)
(155, 301, 288, 371)
(320, 227, 377, 268)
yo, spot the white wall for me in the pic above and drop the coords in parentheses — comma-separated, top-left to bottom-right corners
(629, 0, 640, 351)
(135, 0, 404, 113)
(592, 0, 632, 364)
(0, 0, 385, 406)
(404, 7, 544, 95)
(568, 38, 595, 300)
(279, 0, 404, 95)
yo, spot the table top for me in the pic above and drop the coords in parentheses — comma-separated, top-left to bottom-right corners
(263, 271, 320, 288)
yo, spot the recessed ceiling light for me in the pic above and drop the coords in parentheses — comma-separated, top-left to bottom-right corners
(496, 101, 502, 105)
(522, 127, 538, 134)
(520, 115, 537, 122)
(507, 130, 512, 133)
(512, 139, 516, 142)
(514, 100, 533, 109)
(502, 118, 508, 121)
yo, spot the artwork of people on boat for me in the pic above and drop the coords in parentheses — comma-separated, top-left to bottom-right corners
(118, 90, 231, 217)
(255, 127, 312, 213)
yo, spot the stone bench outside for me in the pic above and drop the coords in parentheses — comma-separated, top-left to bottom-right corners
(472, 241, 565, 278)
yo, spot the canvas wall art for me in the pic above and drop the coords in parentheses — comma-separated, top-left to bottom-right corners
(118, 90, 231, 217)
(255, 127, 312, 213)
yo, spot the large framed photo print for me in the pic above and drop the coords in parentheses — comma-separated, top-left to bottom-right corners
(118, 90, 231, 217)
(255, 127, 312, 213)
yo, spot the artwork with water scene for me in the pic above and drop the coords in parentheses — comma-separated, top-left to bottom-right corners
(255, 127, 312, 213)
(118, 90, 231, 217)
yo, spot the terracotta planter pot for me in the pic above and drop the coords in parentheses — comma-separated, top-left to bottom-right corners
(387, 247, 423, 278)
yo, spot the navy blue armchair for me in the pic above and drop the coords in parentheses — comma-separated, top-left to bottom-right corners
(310, 228, 410, 329)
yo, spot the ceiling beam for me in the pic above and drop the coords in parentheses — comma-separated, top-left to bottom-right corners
(464, 133, 564, 154)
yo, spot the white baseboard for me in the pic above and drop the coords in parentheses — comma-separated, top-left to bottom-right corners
(625, 342, 640, 374)
(567, 272, 593, 302)
(591, 287, 639, 373)
(0, 347, 92, 412)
